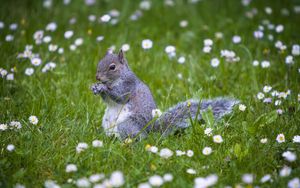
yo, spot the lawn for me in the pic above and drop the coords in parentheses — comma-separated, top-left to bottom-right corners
(1, 0, 300, 187)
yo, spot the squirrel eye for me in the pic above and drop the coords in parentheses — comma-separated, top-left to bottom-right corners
(109, 64, 116, 70)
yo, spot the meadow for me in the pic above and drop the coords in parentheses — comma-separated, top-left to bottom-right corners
(1, 0, 300, 187)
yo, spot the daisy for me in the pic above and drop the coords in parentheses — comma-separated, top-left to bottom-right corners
(138, 182, 151, 188)
(288, 178, 300, 188)
(203, 46, 212, 53)
(46, 22, 57, 31)
(100, 14, 111, 23)
(279, 166, 291, 177)
(121, 44, 130, 52)
(176, 150, 186, 156)
(186, 150, 194, 157)
(10, 121, 22, 129)
(29, 115, 38, 125)
(31, 57, 42, 66)
(261, 60, 270, 68)
(159, 148, 173, 158)
(58, 48, 64, 54)
(292, 44, 300, 56)
(260, 174, 272, 183)
(92, 140, 103, 147)
(276, 133, 285, 143)
(7, 144, 15, 152)
(6, 73, 14, 80)
(64, 30, 74, 39)
(275, 25, 284, 33)
(141, 39, 153, 49)
(109, 171, 124, 187)
(179, 20, 188, 28)
(163, 173, 173, 182)
(140, 0, 151, 10)
(204, 128, 213, 136)
(252, 60, 259, 66)
(152, 109, 162, 118)
(232, 35, 241, 44)
(25, 68, 34, 76)
(242, 174, 254, 184)
(254, 30, 264, 39)
(165, 45, 176, 54)
(204, 39, 213, 46)
(0, 21, 4, 29)
(263, 85, 272, 93)
(66, 164, 77, 173)
(89, 174, 105, 183)
(282, 151, 297, 162)
(5, 34, 14, 42)
(210, 58, 220, 67)
(76, 178, 90, 188)
(239, 104, 246, 111)
(260, 138, 268, 143)
(213, 135, 223, 143)
(88, 15, 96, 22)
(257, 92, 265, 100)
(43, 36, 52, 43)
(9, 23, 18, 30)
(76, 142, 88, 153)
(293, 135, 300, 143)
(48, 44, 58, 52)
(149, 175, 164, 187)
(177, 56, 185, 64)
(187, 168, 197, 174)
(96, 36, 104, 42)
(202, 147, 212, 155)
(0, 124, 8, 131)
(75, 38, 84, 46)
(285, 55, 294, 64)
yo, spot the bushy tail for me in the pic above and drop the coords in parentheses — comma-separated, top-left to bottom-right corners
(153, 98, 239, 133)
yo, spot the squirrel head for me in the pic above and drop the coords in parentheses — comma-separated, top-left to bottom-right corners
(96, 49, 129, 85)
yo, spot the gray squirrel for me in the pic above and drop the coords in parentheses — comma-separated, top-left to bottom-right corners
(91, 49, 239, 140)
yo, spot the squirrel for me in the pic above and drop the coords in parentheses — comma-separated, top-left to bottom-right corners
(91, 49, 239, 140)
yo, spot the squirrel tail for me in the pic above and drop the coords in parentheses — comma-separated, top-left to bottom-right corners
(153, 98, 239, 133)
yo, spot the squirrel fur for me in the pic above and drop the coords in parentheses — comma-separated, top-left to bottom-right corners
(91, 49, 239, 140)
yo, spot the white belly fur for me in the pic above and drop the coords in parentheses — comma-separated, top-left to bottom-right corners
(102, 99, 131, 138)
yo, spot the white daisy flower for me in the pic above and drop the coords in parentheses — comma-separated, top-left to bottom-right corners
(261, 60, 270, 68)
(239, 104, 246, 111)
(292, 44, 300, 56)
(275, 25, 284, 33)
(64, 30, 74, 39)
(152, 109, 162, 118)
(58, 48, 64, 54)
(109, 171, 124, 187)
(33, 30, 44, 41)
(210, 58, 220, 67)
(293, 135, 300, 143)
(5, 34, 14, 42)
(186, 150, 194, 157)
(177, 56, 186, 64)
(179, 20, 188, 28)
(203, 46, 212, 53)
(242, 174, 254, 184)
(204, 39, 213, 46)
(176, 150, 186, 156)
(165, 45, 176, 54)
(263, 85, 272, 93)
(46, 22, 57, 31)
(43, 36, 52, 43)
(252, 60, 259, 66)
(279, 166, 291, 177)
(202, 147, 212, 155)
(76, 178, 90, 188)
(89, 173, 105, 183)
(282, 151, 297, 162)
(0, 21, 4, 29)
(6, 73, 14, 80)
(215, 32, 223, 39)
(9, 23, 18, 30)
(9, 121, 22, 129)
(96, 36, 104, 42)
(25, 68, 34, 76)
(31, 57, 42, 66)
(232, 35, 241, 44)
(48, 44, 58, 52)
(213, 135, 223, 143)
(285, 55, 294, 64)
(7, 144, 15, 152)
(76, 142, 88, 153)
(276, 133, 285, 143)
(88, 15, 96, 22)
(29, 115, 38, 125)
(66, 164, 77, 173)
(163, 173, 173, 182)
(0, 124, 8, 131)
(204, 128, 213, 136)
(149, 175, 164, 187)
(44, 180, 60, 188)
(260, 138, 268, 144)
(260, 174, 272, 183)
(254, 30, 264, 39)
(194, 174, 218, 188)
(148, 146, 158, 153)
(141, 39, 153, 49)
(70, 44, 77, 51)
(42, 62, 56, 73)
(140, 0, 151, 10)
(138, 182, 151, 188)
(75, 38, 84, 46)
(159, 148, 173, 158)
(187, 168, 197, 174)
(121, 44, 130, 52)
(265, 7, 272, 14)
(257, 92, 265, 100)
(100, 14, 111, 23)
(92, 140, 103, 148)
(288, 178, 300, 188)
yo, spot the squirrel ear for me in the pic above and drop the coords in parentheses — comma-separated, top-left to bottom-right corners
(118, 49, 126, 64)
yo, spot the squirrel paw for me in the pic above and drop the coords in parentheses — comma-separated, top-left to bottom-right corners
(91, 83, 106, 95)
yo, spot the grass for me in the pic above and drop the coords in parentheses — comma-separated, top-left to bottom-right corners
(1, 0, 300, 187)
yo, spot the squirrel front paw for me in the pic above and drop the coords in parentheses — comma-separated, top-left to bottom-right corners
(91, 83, 107, 95)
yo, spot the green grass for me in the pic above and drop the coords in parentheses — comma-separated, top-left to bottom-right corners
(1, 0, 300, 187)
